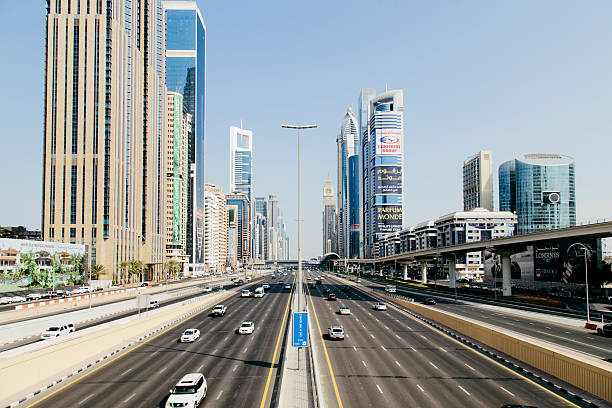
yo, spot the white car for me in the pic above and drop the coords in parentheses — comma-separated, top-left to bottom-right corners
(262, 284, 270, 289)
(180, 329, 200, 343)
(11, 295, 26, 303)
(26, 293, 43, 301)
(203, 287, 213, 293)
(356, 278, 361, 283)
(339, 306, 351, 315)
(373, 302, 387, 311)
(41, 324, 75, 339)
(166, 373, 207, 408)
(284, 284, 291, 290)
(238, 321, 255, 335)
(328, 326, 345, 340)
(0, 296, 14, 304)
(241, 290, 251, 298)
(211, 305, 226, 316)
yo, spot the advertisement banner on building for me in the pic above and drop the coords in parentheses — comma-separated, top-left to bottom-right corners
(375, 205, 402, 234)
(375, 129, 402, 156)
(375, 166, 402, 194)
(172, 179, 181, 243)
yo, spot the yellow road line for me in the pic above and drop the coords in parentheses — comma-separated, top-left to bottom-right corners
(306, 283, 344, 408)
(259, 275, 295, 408)
(25, 289, 237, 408)
(343, 276, 581, 408)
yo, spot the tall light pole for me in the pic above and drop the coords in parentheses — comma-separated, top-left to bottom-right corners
(281, 124, 317, 313)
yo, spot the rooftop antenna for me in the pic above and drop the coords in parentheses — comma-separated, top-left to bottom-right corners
(240, 119, 243, 129)
(385, 83, 388, 92)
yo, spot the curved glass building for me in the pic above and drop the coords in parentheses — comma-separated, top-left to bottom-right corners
(499, 154, 575, 235)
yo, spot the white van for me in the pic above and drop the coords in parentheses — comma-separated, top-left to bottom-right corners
(385, 285, 397, 293)
(253, 287, 264, 298)
(166, 373, 207, 408)
(241, 290, 251, 298)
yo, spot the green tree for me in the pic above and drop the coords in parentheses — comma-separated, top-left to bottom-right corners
(165, 260, 181, 281)
(68, 254, 86, 285)
(128, 260, 144, 284)
(118, 261, 130, 285)
(19, 252, 42, 287)
(90, 264, 105, 280)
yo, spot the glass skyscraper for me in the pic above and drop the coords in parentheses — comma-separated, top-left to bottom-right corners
(164, 1, 206, 265)
(499, 154, 576, 235)
(229, 126, 253, 201)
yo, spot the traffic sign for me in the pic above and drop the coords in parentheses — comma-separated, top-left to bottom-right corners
(293, 312, 308, 347)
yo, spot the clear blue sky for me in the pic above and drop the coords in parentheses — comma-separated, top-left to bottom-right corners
(1, 1, 611, 259)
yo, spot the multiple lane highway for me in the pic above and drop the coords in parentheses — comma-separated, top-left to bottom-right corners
(308, 273, 585, 408)
(23, 277, 293, 408)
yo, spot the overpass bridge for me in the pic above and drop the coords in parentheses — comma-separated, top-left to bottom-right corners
(345, 220, 612, 296)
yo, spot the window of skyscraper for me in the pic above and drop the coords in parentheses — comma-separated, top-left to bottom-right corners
(165, 10, 196, 50)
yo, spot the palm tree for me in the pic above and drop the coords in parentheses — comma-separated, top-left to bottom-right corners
(128, 260, 144, 284)
(164, 260, 181, 281)
(118, 261, 130, 285)
(20, 252, 42, 287)
(90, 264, 105, 280)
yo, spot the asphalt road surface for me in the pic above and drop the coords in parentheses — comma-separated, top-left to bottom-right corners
(23, 278, 293, 408)
(308, 273, 583, 408)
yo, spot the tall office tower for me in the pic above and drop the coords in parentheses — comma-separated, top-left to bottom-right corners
(463, 151, 494, 211)
(254, 197, 268, 260)
(164, 1, 206, 268)
(229, 126, 253, 201)
(267, 194, 278, 261)
(323, 176, 338, 254)
(361, 89, 404, 257)
(204, 184, 228, 272)
(42, 0, 167, 282)
(357, 88, 376, 258)
(336, 107, 360, 258)
(226, 192, 250, 265)
(499, 154, 576, 235)
(278, 211, 285, 261)
(165, 93, 192, 267)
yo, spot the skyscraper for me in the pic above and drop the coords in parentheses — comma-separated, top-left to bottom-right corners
(254, 197, 267, 260)
(336, 107, 360, 258)
(204, 184, 228, 272)
(357, 89, 376, 258)
(267, 194, 279, 261)
(165, 93, 192, 267)
(164, 1, 206, 267)
(463, 150, 494, 211)
(226, 192, 250, 265)
(229, 126, 253, 202)
(499, 154, 576, 234)
(323, 176, 338, 254)
(42, 0, 167, 282)
(361, 90, 405, 257)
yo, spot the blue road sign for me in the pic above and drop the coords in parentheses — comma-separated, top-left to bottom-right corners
(293, 312, 308, 347)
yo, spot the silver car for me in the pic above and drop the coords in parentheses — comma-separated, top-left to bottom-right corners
(328, 325, 345, 340)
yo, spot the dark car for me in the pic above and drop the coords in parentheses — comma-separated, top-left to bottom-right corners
(328, 293, 337, 301)
(424, 297, 436, 305)
(597, 324, 612, 337)
(140, 282, 149, 287)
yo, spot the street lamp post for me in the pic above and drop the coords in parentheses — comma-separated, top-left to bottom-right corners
(281, 124, 317, 314)
(579, 244, 591, 323)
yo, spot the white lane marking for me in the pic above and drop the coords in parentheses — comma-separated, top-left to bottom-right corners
(439, 347, 447, 353)
(416, 384, 424, 392)
(233, 365, 238, 372)
(362, 360, 367, 367)
(213, 348, 218, 354)
(500, 386, 515, 396)
(395, 360, 401, 367)
(528, 323, 534, 325)
(420, 335, 427, 340)
(120, 368, 133, 376)
(159, 367, 168, 374)
(376, 384, 383, 394)
(79, 394, 94, 405)
(396, 334, 401, 339)
(458, 385, 470, 395)
(429, 361, 438, 369)
(381, 345, 387, 351)
(362, 324, 366, 329)
(216, 390, 224, 400)
(464, 363, 475, 370)
(244, 347, 248, 353)
(370, 334, 375, 339)
(546, 327, 551, 330)
(124, 393, 136, 403)
(353, 346, 357, 351)
(197, 364, 204, 371)
(410, 346, 416, 351)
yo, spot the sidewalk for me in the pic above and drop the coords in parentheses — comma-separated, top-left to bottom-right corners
(278, 288, 311, 408)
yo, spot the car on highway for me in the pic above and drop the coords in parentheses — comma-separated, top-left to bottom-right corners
(0, 296, 13, 304)
(328, 325, 345, 340)
(140, 282, 149, 287)
(246, 277, 252, 282)
(597, 323, 612, 337)
(211, 305, 226, 316)
(341, 286, 350, 292)
(40, 323, 75, 339)
(262, 283, 270, 289)
(424, 297, 437, 305)
(339, 306, 351, 315)
(180, 329, 200, 343)
(327, 293, 337, 301)
(166, 373, 207, 408)
(149, 300, 160, 309)
(284, 284, 291, 290)
(203, 286, 213, 293)
(238, 321, 255, 335)
(10, 295, 26, 303)
(241, 290, 251, 298)
(373, 302, 387, 311)
(322, 288, 331, 295)
(26, 293, 43, 301)
(306, 277, 311, 281)
(356, 278, 361, 283)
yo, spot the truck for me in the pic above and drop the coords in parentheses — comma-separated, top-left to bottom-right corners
(253, 287, 264, 298)
(385, 285, 397, 293)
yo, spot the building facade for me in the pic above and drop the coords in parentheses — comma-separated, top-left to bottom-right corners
(463, 150, 494, 211)
(499, 154, 576, 235)
(204, 184, 228, 272)
(267, 194, 278, 261)
(165, 93, 191, 267)
(254, 197, 267, 260)
(164, 1, 206, 267)
(336, 107, 360, 258)
(361, 90, 405, 257)
(42, 0, 167, 282)
(229, 126, 253, 201)
(323, 176, 338, 254)
(357, 89, 376, 258)
(226, 192, 250, 265)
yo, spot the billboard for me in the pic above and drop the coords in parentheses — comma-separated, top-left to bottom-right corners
(375, 166, 402, 194)
(375, 129, 402, 156)
(375, 205, 402, 234)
